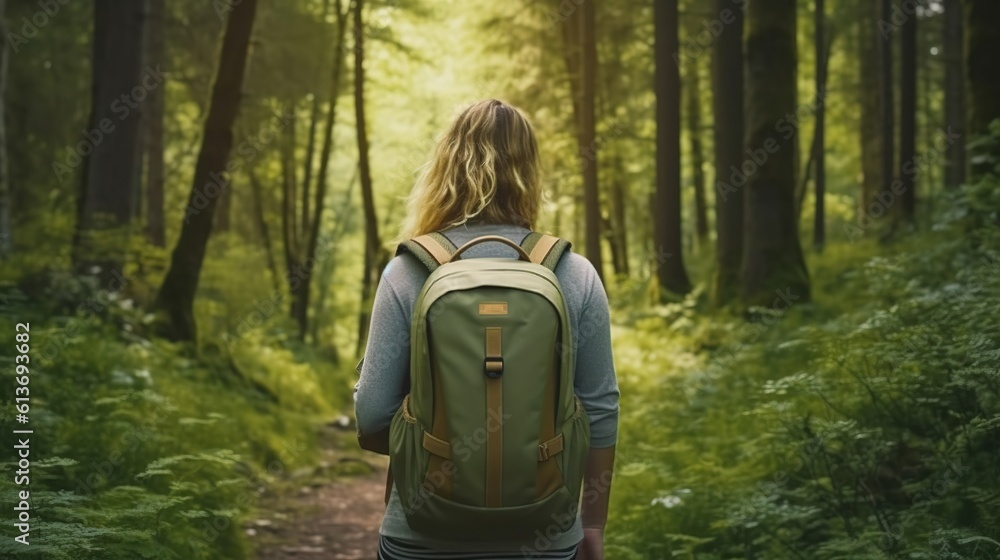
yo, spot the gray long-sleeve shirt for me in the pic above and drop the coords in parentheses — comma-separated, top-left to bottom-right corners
(353, 222, 619, 551)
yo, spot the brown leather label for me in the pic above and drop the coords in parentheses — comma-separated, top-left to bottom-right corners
(479, 302, 508, 315)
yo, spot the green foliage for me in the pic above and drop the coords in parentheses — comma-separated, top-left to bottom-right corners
(608, 179, 1000, 559)
(0, 254, 351, 558)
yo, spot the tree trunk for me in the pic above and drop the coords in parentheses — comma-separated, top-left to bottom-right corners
(877, 0, 895, 216)
(302, 98, 319, 239)
(311, 170, 356, 346)
(557, 2, 601, 273)
(964, 0, 1000, 179)
(943, 0, 966, 188)
(898, 0, 917, 224)
(248, 168, 282, 293)
(0, 0, 10, 259)
(354, 0, 385, 356)
(558, 0, 600, 278)
(813, 0, 826, 249)
(559, 0, 582, 147)
(281, 111, 299, 315)
(800, 11, 838, 228)
(685, 53, 709, 248)
(215, 181, 232, 232)
(292, 0, 349, 340)
(858, 0, 882, 221)
(286, 109, 299, 247)
(742, 0, 810, 306)
(72, 0, 148, 275)
(154, 0, 259, 342)
(600, 37, 629, 278)
(608, 151, 629, 277)
(578, 0, 602, 280)
(145, 0, 166, 247)
(300, 0, 332, 235)
(711, 0, 744, 306)
(654, 0, 691, 298)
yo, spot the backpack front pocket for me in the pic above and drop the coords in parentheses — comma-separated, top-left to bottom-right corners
(558, 395, 591, 503)
(389, 394, 434, 515)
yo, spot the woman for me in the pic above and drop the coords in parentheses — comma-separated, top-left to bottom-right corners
(354, 99, 619, 560)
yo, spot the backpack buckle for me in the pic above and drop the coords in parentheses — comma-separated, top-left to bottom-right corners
(485, 357, 504, 378)
(538, 441, 551, 461)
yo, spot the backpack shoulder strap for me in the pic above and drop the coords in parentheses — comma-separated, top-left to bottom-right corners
(520, 231, 572, 272)
(396, 232, 458, 272)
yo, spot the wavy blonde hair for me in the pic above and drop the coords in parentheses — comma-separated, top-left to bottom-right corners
(399, 99, 542, 240)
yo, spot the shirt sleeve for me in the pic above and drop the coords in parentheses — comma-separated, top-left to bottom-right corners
(572, 265, 620, 448)
(353, 262, 412, 436)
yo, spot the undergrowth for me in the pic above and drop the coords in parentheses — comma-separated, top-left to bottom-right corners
(0, 239, 353, 559)
(607, 175, 1000, 559)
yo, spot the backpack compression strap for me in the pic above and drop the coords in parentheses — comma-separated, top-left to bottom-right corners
(396, 232, 457, 272)
(520, 232, 572, 271)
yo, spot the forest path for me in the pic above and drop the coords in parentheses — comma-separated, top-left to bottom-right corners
(251, 423, 388, 559)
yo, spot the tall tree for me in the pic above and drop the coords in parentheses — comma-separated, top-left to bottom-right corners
(354, 0, 385, 355)
(556, 0, 603, 279)
(943, 0, 966, 188)
(796, 24, 833, 223)
(963, 0, 1000, 179)
(877, 0, 894, 212)
(248, 168, 282, 293)
(215, 179, 232, 232)
(600, 23, 630, 278)
(72, 0, 148, 274)
(291, 0, 349, 339)
(580, 0, 602, 279)
(0, 0, 10, 259)
(300, 0, 333, 243)
(857, 0, 883, 219)
(154, 0, 259, 342)
(281, 109, 299, 304)
(898, 0, 917, 223)
(145, 0, 166, 247)
(711, 0, 744, 306)
(742, 0, 810, 306)
(653, 0, 691, 297)
(578, 0, 603, 278)
(684, 50, 708, 248)
(813, 0, 826, 249)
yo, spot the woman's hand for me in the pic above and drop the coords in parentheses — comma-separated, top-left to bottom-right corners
(576, 527, 604, 560)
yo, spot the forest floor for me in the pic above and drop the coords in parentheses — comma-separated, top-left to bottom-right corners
(250, 423, 389, 559)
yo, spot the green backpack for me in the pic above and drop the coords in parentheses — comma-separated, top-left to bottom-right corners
(389, 231, 591, 541)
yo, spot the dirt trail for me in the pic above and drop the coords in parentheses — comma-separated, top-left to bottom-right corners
(252, 425, 389, 559)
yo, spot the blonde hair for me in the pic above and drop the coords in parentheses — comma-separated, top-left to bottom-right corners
(399, 99, 542, 240)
